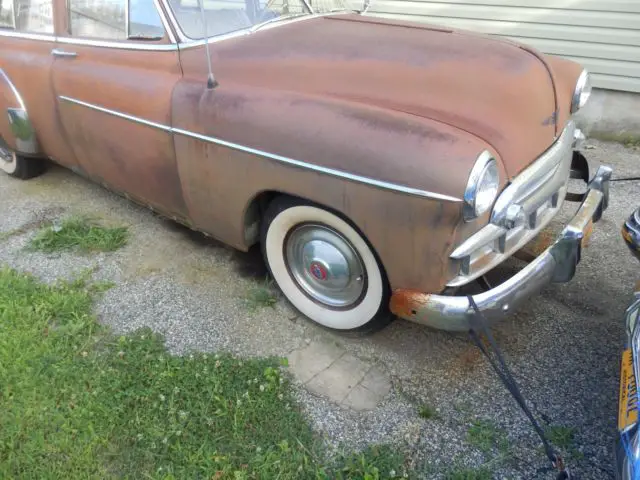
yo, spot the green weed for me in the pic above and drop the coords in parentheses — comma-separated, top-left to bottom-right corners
(245, 278, 279, 310)
(28, 216, 128, 253)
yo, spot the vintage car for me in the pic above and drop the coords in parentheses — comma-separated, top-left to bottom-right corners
(0, 0, 612, 332)
(617, 207, 640, 480)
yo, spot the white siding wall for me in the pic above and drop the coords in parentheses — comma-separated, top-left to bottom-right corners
(366, 0, 640, 93)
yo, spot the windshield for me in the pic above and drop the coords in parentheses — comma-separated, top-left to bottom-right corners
(168, 0, 348, 40)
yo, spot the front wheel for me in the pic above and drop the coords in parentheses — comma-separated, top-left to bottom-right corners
(0, 144, 45, 179)
(261, 196, 393, 333)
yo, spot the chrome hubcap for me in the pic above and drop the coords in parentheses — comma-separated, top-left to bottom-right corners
(285, 224, 366, 308)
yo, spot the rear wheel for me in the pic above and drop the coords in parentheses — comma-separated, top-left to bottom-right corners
(261, 196, 393, 333)
(0, 144, 45, 180)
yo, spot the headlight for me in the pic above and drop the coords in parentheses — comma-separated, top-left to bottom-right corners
(571, 70, 592, 114)
(463, 151, 499, 221)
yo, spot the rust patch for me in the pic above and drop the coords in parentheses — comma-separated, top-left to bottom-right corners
(514, 226, 557, 262)
(581, 219, 594, 248)
(389, 288, 431, 318)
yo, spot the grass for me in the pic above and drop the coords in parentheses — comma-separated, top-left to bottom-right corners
(466, 419, 508, 454)
(28, 216, 128, 253)
(545, 426, 576, 450)
(0, 267, 405, 479)
(245, 278, 279, 310)
(335, 445, 406, 479)
(418, 404, 438, 420)
(545, 425, 583, 460)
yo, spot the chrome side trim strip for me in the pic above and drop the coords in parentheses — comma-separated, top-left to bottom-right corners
(58, 95, 462, 202)
(0, 68, 26, 110)
(57, 36, 178, 51)
(0, 30, 177, 50)
(153, 0, 177, 44)
(157, 0, 188, 43)
(59, 96, 172, 132)
(172, 127, 462, 202)
(0, 30, 54, 41)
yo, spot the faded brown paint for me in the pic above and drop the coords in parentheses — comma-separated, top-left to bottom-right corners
(0, 9, 586, 295)
(0, 36, 78, 167)
(51, 45, 188, 218)
(181, 15, 564, 178)
(546, 55, 586, 131)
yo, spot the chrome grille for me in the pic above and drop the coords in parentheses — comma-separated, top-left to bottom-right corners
(448, 121, 576, 288)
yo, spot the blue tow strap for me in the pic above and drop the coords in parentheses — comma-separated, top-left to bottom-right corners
(467, 295, 575, 480)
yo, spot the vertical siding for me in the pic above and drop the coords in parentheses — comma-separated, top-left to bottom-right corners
(366, 0, 640, 93)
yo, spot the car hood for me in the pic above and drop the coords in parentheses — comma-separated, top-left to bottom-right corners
(216, 13, 560, 179)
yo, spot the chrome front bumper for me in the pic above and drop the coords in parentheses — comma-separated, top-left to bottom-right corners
(390, 164, 612, 331)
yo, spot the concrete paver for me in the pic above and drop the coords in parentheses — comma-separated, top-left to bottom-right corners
(289, 342, 392, 410)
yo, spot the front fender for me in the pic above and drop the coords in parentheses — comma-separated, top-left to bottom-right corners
(172, 82, 497, 292)
(0, 68, 40, 155)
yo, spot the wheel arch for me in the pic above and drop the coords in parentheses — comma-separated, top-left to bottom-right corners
(242, 189, 392, 291)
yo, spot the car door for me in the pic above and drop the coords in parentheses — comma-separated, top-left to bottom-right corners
(51, 0, 188, 219)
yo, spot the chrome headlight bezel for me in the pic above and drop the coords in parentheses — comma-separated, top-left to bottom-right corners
(463, 151, 499, 221)
(571, 69, 592, 114)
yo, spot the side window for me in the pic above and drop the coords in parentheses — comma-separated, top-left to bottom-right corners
(0, 0, 15, 29)
(68, 0, 164, 40)
(0, 0, 54, 33)
(129, 0, 165, 39)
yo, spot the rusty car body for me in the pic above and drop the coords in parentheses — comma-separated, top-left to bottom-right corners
(0, 0, 612, 332)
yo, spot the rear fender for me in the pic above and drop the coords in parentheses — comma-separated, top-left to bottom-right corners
(0, 68, 40, 155)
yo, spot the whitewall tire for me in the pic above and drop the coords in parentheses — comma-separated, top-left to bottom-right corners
(0, 144, 45, 179)
(261, 196, 393, 332)
(0, 148, 18, 175)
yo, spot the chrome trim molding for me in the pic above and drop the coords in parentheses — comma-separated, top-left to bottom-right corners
(7, 108, 39, 154)
(153, 0, 177, 43)
(158, 0, 189, 42)
(125, 0, 130, 40)
(59, 95, 462, 202)
(51, 48, 78, 58)
(173, 127, 461, 201)
(0, 68, 38, 154)
(571, 70, 590, 114)
(463, 150, 496, 221)
(59, 96, 172, 132)
(0, 29, 178, 50)
(57, 36, 178, 50)
(0, 68, 26, 110)
(0, 29, 54, 41)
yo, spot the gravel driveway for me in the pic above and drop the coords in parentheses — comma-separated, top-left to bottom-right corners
(1, 141, 638, 479)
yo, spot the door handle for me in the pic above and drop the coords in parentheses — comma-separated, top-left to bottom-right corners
(51, 48, 77, 58)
